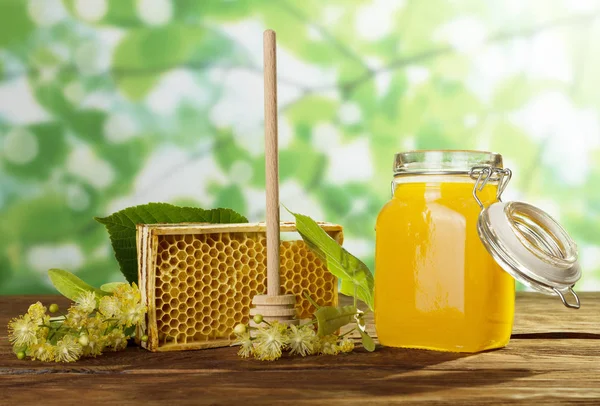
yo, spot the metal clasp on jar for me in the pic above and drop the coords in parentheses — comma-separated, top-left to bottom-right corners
(469, 166, 512, 209)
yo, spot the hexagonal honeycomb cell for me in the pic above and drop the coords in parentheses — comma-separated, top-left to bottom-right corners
(137, 222, 343, 351)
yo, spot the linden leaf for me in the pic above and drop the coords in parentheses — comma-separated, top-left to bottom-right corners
(286, 208, 374, 310)
(48, 269, 109, 302)
(123, 325, 136, 337)
(339, 279, 374, 312)
(355, 310, 376, 352)
(359, 329, 376, 352)
(315, 305, 357, 337)
(95, 203, 248, 283)
(100, 282, 127, 293)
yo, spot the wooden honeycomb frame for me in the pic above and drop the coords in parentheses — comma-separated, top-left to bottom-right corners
(137, 222, 343, 352)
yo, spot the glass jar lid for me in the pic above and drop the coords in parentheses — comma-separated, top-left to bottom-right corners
(394, 150, 503, 176)
(471, 167, 582, 309)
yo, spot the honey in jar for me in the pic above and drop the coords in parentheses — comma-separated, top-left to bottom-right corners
(375, 150, 581, 353)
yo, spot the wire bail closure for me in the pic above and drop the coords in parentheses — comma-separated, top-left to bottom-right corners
(553, 287, 581, 309)
(469, 166, 512, 209)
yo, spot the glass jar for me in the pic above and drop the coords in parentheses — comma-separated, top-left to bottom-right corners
(374, 150, 581, 353)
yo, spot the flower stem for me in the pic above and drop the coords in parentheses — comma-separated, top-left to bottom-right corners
(339, 328, 356, 338)
(298, 319, 318, 328)
(303, 293, 321, 310)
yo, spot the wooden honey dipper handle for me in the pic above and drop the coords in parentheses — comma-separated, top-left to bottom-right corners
(264, 29, 280, 297)
(251, 29, 297, 326)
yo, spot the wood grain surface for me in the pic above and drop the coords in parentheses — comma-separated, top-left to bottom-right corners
(1, 293, 599, 405)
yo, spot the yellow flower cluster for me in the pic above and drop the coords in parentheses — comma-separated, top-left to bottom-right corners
(232, 316, 356, 361)
(7, 283, 147, 363)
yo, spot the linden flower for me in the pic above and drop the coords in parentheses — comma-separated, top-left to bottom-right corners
(75, 291, 97, 314)
(80, 315, 107, 357)
(55, 335, 83, 363)
(339, 337, 355, 353)
(233, 331, 254, 358)
(105, 329, 128, 351)
(99, 296, 120, 318)
(114, 283, 141, 303)
(82, 332, 105, 357)
(27, 302, 48, 325)
(36, 325, 50, 342)
(84, 313, 107, 332)
(28, 342, 55, 362)
(63, 307, 88, 329)
(254, 321, 289, 361)
(85, 313, 108, 336)
(288, 324, 316, 357)
(318, 335, 340, 356)
(8, 315, 39, 347)
(119, 301, 147, 327)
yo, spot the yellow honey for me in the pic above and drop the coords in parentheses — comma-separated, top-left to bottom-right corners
(375, 151, 515, 353)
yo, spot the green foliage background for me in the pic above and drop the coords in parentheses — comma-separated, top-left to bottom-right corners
(1, 0, 599, 294)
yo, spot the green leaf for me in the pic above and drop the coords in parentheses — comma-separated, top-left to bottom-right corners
(66, 0, 154, 28)
(359, 329, 376, 352)
(279, 140, 327, 187)
(0, 193, 94, 244)
(111, 25, 204, 99)
(213, 129, 252, 172)
(285, 96, 338, 125)
(286, 208, 374, 310)
(66, 109, 107, 143)
(174, 0, 255, 21)
(381, 75, 408, 120)
(255, 2, 353, 66)
(339, 279, 374, 310)
(103, 0, 143, 27)
(95, 138, 153, 196)
(29, 47, 64, 67)
(0, 0, 34, 48)
(355, 311, 376, 352)
(123, 325, 136, 337)
(95, 203, 248, 283)
(111, 25, 241, 101)
(2, 123, 68, 181)
(113, 26, 203, 71)
(314, 305, 357, 337)
(100, 282, 127, 293)
(31, 80, 74, 117)
(48, 269, 109, 302)
(115, 74, 160, 101)
(213, 185, 247, 216)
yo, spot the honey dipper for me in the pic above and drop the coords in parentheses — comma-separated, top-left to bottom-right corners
(249, 30, 299, 327)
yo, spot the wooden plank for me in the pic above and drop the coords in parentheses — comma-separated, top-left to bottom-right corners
(1, 340, 600, 405)
(1, 367, 599, 405)
(1, 293, 599, 405)
(512, 292, 600, 335)
(344, 292, 600, 340)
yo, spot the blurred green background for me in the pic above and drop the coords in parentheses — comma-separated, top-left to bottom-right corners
(0, 0, 599, 294)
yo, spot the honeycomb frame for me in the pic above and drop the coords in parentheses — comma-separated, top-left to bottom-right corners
(137, 222, 343, 352)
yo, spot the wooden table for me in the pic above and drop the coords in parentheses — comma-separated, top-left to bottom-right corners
(1, 293, 599, 405)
